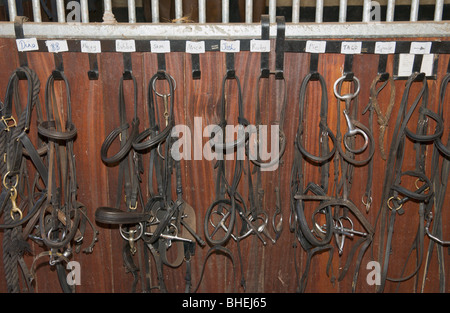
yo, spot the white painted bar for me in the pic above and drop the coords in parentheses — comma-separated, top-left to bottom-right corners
(292, 0, 300, 23)
(32, 0, 42, 22)
(1, 21, 447, 40)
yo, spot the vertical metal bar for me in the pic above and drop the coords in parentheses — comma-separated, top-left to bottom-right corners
(269, 0, 276, 23)
(32, 0, 42, 22)
(386, 0, 395, 21)
(316, 0, 323, 23)
(8, 0, 17, 21)
(128, 0, 136, 23)
(222, 0, 229, 23)
(292, 0, 300, 23)
(175, 0, 183, 22)
(410, 0, 419, 21)
(56, 0, 65, 22)
(339, 0, 347, 22)
(81, 0, 89, 22)
(434, 0, 444, 21)
(245, 0, 253, 23)
(151, 0, 159, 22)
(104, 0, 113, 14)
(103, 0, 116, 22)
(362, 0, 371, 22)
(198, 0, 206, 23)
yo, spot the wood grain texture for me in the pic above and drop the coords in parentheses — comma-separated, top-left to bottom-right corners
(0, 37, 448, 293)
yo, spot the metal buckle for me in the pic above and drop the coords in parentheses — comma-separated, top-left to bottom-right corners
(1, 116, 17, 131)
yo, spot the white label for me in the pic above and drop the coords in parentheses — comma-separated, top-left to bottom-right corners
(420, 54, 434, 76)
(250, 39, 270, 53)
(305, 40, 327, 53)
(16, 38, 39, 52)
(150, 40, 171, 53)
(341, 41, 362, 54)
(410, 42, 432, 54)
(186, 41, 205, 54)
(45, 40, 69, 53)
(374, 41, 396, 54)
(220, 40, 240, 53)
(81, 40, 101, 53)
(398, 54, 415, 76)
(116, 40, 136, 52)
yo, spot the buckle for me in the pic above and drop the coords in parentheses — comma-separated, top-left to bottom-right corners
(1, 116, 17, 131)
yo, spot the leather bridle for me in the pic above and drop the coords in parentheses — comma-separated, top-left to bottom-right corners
(0, 66, 97, 293)
(96, 70, 202, 293)
(375, 71, 444, 292)
(291, 67, 375, 292)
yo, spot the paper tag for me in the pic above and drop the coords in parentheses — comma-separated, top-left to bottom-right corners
(16, 38, 39, 52)
(398, 54, 415, 76)
(45, 40, 68, 53)
(420, 54, 434, 76)
(150, 40, 171, 53)
(220, 40, 240, 53)
(341, 41, 362, 54)
(186, 41, 205, 54)
(374, 41, 396, 54)
(81, 40, 101, 53)
(410, 42, 432, 54)
(116, 40, 136, 52)
(250, 40, 270, 53)
(305, 41, 327, 53)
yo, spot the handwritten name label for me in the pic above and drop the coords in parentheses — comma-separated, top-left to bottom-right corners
(305, 41, 327, 53)
(45, 40, 68, 53)
(250, 40, 270, 53)
(341, 41, 362, 54)
(220, 40, 240, 53)
(81, 40, 101, 53)
(16, 38, 39, 52)
(374, 41, 396, 54)
(150, 40, 171, 53)
(186, 41, 205, 54)
(410, 42, 432, 54)
(116, 40, 136, 52)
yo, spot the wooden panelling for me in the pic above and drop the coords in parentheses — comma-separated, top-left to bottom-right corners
(0, 37, 448, 293)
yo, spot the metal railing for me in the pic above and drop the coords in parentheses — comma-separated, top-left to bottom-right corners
(1, 0, 449, 39)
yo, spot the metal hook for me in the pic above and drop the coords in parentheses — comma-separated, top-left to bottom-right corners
(343, 110, 369, 154)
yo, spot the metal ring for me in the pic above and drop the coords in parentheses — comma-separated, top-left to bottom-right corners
(120, 222, 144, 241)
(414, 177, 430, 192)
(387, 196, 403, 211)
(333, 75, 361, 101)
(152, 74, 176, 97)
(44, 226, 67, 243)
(362, 194, 372, 211)
(343, 128, 369, 154)
(3, 171, 18, 190)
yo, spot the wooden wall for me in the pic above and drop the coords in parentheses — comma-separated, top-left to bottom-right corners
(0, 37, 449, 293)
